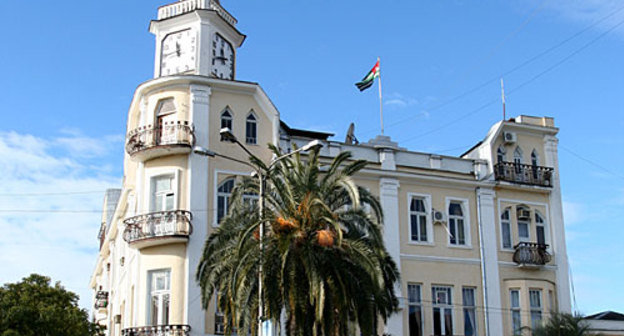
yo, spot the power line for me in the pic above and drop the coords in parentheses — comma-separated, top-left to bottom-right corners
(361, 3, 624, 137)
(560, 145, 624, 181)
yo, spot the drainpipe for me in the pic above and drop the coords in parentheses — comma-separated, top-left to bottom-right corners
(476, 188, 490, 336)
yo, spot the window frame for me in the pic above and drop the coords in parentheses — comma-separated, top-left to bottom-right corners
(147, 170, 180, 213)
(462, 287, 477, 336)
(245, 111, 258, 145)
(147, 269, 171, 327)
(510, 289, 522, 336)
(500, 207, 513, 250)
(445, 197, 472, 248)
(216, 177, 236, 226)
(407, 193, 433, 245)
(431, 285, 454, 336)
(529, 289, 543, 331)
(220, 108, 233, 133)
(407, 283, 423, 336)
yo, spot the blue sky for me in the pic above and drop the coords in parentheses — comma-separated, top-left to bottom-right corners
(0, 0, 622, 315)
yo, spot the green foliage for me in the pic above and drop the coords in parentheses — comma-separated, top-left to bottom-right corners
(532, 312, 593, 336)
(0, 274, 103, 336)
(197, 146, 400, 336)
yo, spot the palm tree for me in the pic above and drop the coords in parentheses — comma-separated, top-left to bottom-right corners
(197, 145, 400, 336)
(532, 312, 593, 336)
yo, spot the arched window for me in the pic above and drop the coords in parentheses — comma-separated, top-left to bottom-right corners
(501, 207, 512, 249)
(448, 201, 466, 245)
(513, 147, 523, 164)
(246, 113, 257, 144)
(221, 109, 232, 131)
(156, 98, 177, 144)
(535, 211, 546, 245)
(217, 178, 235, 224)
(531, 149, 539, 166)
(497, 146, 506, 163)
(409, 197, 428, 242)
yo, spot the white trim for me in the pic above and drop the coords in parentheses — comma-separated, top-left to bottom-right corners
(400, 253, 481, 265)
(144, 168, 182, 212)
(445, 196, 472, 248)
(406, 192, 434, 244)
(499, 206, 514, 251)
(498, 261, 558, 270)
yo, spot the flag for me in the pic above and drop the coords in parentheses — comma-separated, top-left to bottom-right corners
(355, 59, 380, 92)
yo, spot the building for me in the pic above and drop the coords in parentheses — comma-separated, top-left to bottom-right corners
(89, 1, 571, 335)
(584, 311, 624, 336)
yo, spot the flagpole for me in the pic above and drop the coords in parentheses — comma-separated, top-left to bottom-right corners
(378, 57, 384, 135)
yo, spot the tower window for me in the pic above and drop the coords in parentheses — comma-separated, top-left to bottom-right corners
(221, 110, 233, 131)
(246, 113, 257, 144)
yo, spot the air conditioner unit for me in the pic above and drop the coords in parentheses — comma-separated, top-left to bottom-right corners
(503, 131, 517, 144)
(517, 209, 531, 220)
(432, 210, 446, 224)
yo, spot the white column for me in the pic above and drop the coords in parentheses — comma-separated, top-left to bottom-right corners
(186, 84, 211, 335)
(476, 187, 504, 336)
(379, 177, 402, 336)
(544, 135, 572, 313)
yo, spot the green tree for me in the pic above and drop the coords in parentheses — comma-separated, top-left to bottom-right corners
(197, 146, 400, 336)
(0, 274, 103, 336)
(532, 312, 593, 336)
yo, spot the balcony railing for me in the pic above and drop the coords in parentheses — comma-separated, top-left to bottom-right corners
(122, 325, 191, 336)
(126, 121, 194, 160)
(513, 242, 551, 267)
(494, 161, 554, 187)
(94, 291, 108, 309)
(157, 0, 237, 26)
(123, 210, 193, 248)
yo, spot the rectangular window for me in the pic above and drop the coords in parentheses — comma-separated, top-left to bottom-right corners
(148, 270, 171, 326)
(518, 221, 530, 242)
(408, 284, 423, 336)
(152, 175, 175, 212)
(409, 197, 428, 242)
(530, 289, 543, 331)
(501, 208, 512, 249)
(462, 288, 477, 336)
(448, 201, 466, 245)
(510, 289, 521, 335)
(432, 286, 453, 336)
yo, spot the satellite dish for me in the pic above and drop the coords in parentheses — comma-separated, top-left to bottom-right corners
(345, 123, 359, 145)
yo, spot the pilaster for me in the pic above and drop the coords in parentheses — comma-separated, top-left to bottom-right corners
(476, 187, 504, 336)
(186, 84, 211, 335)
(544, 135, 572, 312)
(379, 177, 402, 336)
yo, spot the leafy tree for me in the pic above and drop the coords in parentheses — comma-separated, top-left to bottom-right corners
(197, 145, 400, 336)
(0, 274, 103, 336)
(532, 312, 593, 336)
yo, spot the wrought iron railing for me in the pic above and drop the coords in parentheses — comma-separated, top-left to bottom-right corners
(125, 122, 194, 156)
(513, 242, 551, 266)
(494, 161, 554, 187)
(157, 0, 237, 25)
(121, 325, 191, 336)
(123, 210, 193, 245)
(94, 291, 108, 309)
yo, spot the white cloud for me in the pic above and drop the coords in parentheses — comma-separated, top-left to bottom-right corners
(384, 92, 418, 108)
(0, 131, 121, 309)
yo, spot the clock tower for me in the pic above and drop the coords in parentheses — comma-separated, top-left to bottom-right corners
(149, 0, 246, 79)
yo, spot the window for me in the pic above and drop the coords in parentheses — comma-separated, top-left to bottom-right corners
(463, 288, 477, 336)
(501, 207, 512, 249)
(156, 98, 177, 144)
(409, 197, 428, 242)
(152, 175, 175, 212)
(535, 211, 546, 245)
(432, 286, 453, 336)
(497, 146, 506, 163)
(215, 293, 225, 334)
(148, 270, 170, 326)
(513, 147, 523, 164)
(217, 178, 235, 224)
(530, 289, 543, 330)
(246, 113, 257, 144)
(517, 206, 530, 243)
(408, 284, 423, 336)
(510, 289, 521, 335)
(243, 191, 259, 208)
(448, 202, 466, 246)
(531, 149, 539, 166)
(221, 110, 232, 131)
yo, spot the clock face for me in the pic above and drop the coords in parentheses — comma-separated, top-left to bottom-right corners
(211, 33, 234, 80)
(160, 29, 196, 76)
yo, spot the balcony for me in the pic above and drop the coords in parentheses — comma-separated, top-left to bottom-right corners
(122, 325, 191, 336)
(513, 242, 551, 268)
(123, 210, 193, 249)
(157, 0, 237, 26)
(494, 161, 554, 187)
(126, 122, 194, 161)
(94, 291, 109, 309)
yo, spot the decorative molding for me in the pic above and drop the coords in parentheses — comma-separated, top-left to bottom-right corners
(400, 253, 481, 265)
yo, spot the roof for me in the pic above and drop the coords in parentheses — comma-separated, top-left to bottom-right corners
(280, 120, 334, 140)
(585, 311, 624, 321)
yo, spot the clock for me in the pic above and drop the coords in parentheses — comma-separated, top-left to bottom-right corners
(211, 33, 234, 80)
(160, 29, 196, 76)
